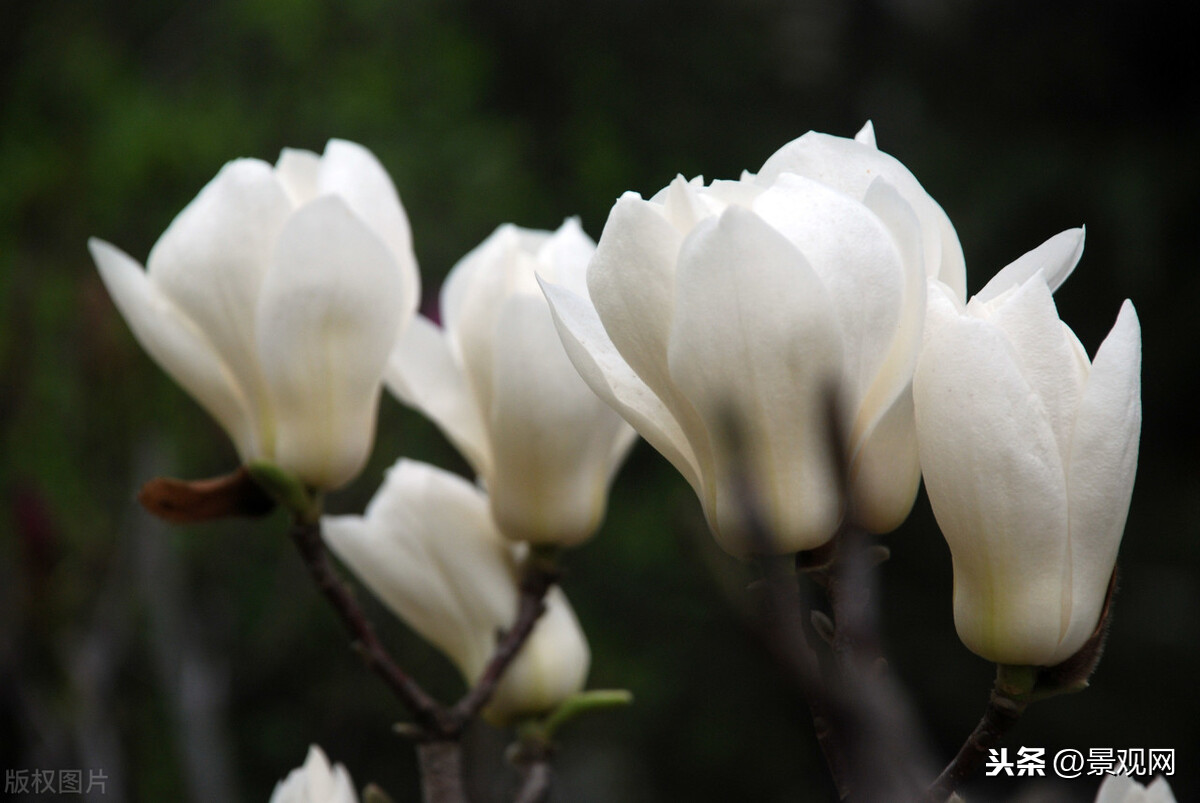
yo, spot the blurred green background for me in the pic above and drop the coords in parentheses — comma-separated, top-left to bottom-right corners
(2, 0, 1196, 801)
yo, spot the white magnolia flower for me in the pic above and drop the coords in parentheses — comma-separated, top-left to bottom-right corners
(914, 229, 1141, 666)
(91, 140, 419, 490)
(1094, 775, 1177, 803)
(322, 459, 590, 723)
(386, 219, 636, 546)
(540, 123, 963, 555)
(269, 745, 358, 803)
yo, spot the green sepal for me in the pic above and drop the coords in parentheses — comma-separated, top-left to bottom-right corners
(516, 689, 633, 747)
(247, 460, 322, 523)
(362, 783, 396, 803)
(995, 664, 1037, 704)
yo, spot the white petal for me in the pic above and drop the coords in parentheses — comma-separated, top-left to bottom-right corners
(269, 745, 357, 803)
(848, 178, 927, 452)
(914, 313, 1071, 665)
(536, 217, 595, 291)
(588, 194, 716, 488)
(539, 276, 701, 491)
(89, 238, 258, 459)
(323, 459, 517, 682)
(660, 174, 712, 232)
(757, 130, 965, 297)
(317, 139, 420, 330)
(146, 158, 292, 444)
(922, 278, 966, 349)
(1059, 301, 1141, 661)
(854, 120, 877, 148)
(587, 193, 683, 402)
(440, 225, 524, 417)
(1094, 775, 1138, 803)
(274, 148, 321, 207)
(1094, 775, 1174, 803)
(486, 294, 634, 546)
(385, 315, 491, 476)
(441, 226, 499, 341)
(975, 227, 1085, 304)
(648, 174, 702, 203)
(668, 207, 844, 555)
(257, 196, 403, 489)
(700, 177, 763, 210)
(988, 274, 1088, 465)
(752, 174, 907, 412)
(851, 385, 921, 534)
(1146, 777, 1178, 803)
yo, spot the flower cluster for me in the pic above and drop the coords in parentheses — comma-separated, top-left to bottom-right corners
(93, 123, 1144, 799)
(90, 141, 609, 728)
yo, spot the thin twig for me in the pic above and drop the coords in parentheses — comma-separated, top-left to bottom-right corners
(824, 528, 934, 801)
(721, 406, 853, 797)
(811, 384, 935, 801)
(726, 382, 938, 801)
(756, 551, 853, 799)
(288, 518, 448, 734)
(924, 673, 1029, 802)
(450, 561, 560, 725)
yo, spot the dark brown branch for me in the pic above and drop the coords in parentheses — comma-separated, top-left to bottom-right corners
(924, 683, 1027, 802)
(755, 551, 853, 799)
(416, 741, 468, 803)
(510, 738, 555, 803)
(718, 400, 854, 798)
(288, 518, 448, 734)
(726, 383, 939, 801)
(823, 529, 934, 802)
(513, 760, 553, 803)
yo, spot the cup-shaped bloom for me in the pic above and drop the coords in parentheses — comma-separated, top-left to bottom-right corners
(1095, 776, 1177, 803)
(322, 459, 590, 723)
(269, 745, 358, 803)
(540, 123, 964, 555)
(913, 229, 1141, 666)
(90, 140, 419, 490)
(386, 220, 636, 546)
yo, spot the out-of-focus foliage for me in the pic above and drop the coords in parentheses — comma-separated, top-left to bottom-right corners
(1, 0, 1196, 801)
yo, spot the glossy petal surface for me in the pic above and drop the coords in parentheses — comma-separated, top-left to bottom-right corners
(389, 220, 635, 546)
(257, 197, 403, 488)
(669, 207, 843, 554)
(915, 308, 1071, 664)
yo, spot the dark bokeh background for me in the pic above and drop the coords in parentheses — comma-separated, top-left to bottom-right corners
(2, 1, 1196, 801)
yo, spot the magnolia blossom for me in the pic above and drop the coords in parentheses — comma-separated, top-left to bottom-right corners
(322, 459, 590, 723)
(386, 220, 635, 546)
(269, 745, 358, 803)
(90, 140, 419, 490)
(914, 229, 1141, 666)
(540, 123, 963, 555)
(1094, 775, 1177, 803)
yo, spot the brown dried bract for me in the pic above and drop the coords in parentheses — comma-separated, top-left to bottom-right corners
(137, 466, 276, 523)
